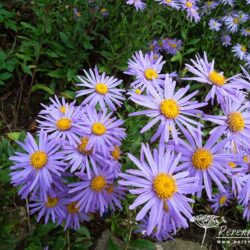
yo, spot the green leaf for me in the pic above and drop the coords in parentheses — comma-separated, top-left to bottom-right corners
(60, 90, 75, 99)
(170, 52, 182, 63)
(47, 69, 65, 79)
(77, 226, 91, 238)
(31, 83, 55, 94)
(21, 63, 32, 76)
(7, 132, 22, 140)
(130, 239, 155, 250)
(108, 237, 120, 250)
(20, 22, 38, 33)
(0, 169, 10, 182)
(59, 32, 74, 49)
(0, 72, 12, 80)
(184, 48, 197, 55)
(0, 51, 6, 62)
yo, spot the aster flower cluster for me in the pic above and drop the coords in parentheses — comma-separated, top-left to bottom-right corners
(9, 67, 126, 230)
(120, 49, 250, 240)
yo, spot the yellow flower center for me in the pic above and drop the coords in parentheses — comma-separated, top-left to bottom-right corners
(67, 202, 79, 213)
(100, 8, 107, 13)
(60, 106, 66, 114)
(219, 195, 227, 205)
(207, 1, 212, 6)
(30, 151, 48, 169)
(78, 137, 92, 155)
(243, 155, 250, 163)
(95, 83, 108, 95)
(169, 43, 177, 48)
(160, 99, 180, 119)
(228, 162, 236, 168)
(92, 122, 106, 135)
(135, 88, 141, 94)
(56, 118, 71, 131)
(46, 196, 58, 208)
(111, 145, 120, 161)
(91, 175, 106, 192)
(233, 18, 240, 24)
(165, 0, 172, 3)
(227, 112, 245, 132)
(208, 70, 226, 86)
(144, 68, 158, 80)
(186, 1, 193, 8)
(153, 173, 177, 200)
(241, 45, 247, 52)
(192, 148, 213, 170)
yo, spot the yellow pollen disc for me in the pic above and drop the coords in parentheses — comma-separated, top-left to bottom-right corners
(46, 196, 58, 208)
(92, 122, 106, 135)
(227, 112, 245, 132)
(135, 88, 141, 94)
(192, 148, 213, 170)
(100, 8, 107, 13)
(106, 184, 114, 194)
(95, 83, 108, 95)
(60, 106, 66, 114)
(111, 145, 120, 161)
(233, 18, 240, 24)
(153, 173, 177, 200)
(241, 45, 247, 52)
(30, 151, 48, 169)
(243, 155, 250, 163)
(144, 68, 158, 80)
(186, 1, 193, 8)
(67, 202, 79, 213)
(91, 175, 106, 192)
(207, 1, 212, 5)
(78, 137, 92, 155)
(208, 70, 226, 86)
(56, 118, 71, 131)
(160, 99, 180, 119)
(165, 0, 172, 3)
(169, 43, 177, 48)
(219, 195, 227, 205)
(228, 162, 236, 168)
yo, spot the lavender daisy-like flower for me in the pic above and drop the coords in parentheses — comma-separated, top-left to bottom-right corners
(37, 106, 82, 145)
(119, 143, 199, 235)
(148, 40, 161, 53)
(223, 15, 240, 33)
(241, 28, 250, 36)
(209, 19, 222, 32)
(220, 0, 235, 6)
(163, 38, 182, 55)
(40, 95, 76, 115)
(183, 52, 243, 104)
(201, 1, 219, 15)
(9, 132, 66, 199)
(244, 55, 250, 69)
(232, 44, 248, 60)
(209, 188, 233, 213)
(175, 126, 234, 199)
(69, 167, 116, 215)
(205, 95, 250, 151)
(76, 66, 125, 111)
(126, 0, 146, 11)
(124, 50, 165, 90)
(29, 191, 66, 224)
(129, 74, 206, 144)
(155, 0, 180, 10)
(181, 0, 201, 23)
(221, 34, 231, 47)
(78, 106, 126, 156)
(243, 203, 250, 221)
(63, 198, 89, 230)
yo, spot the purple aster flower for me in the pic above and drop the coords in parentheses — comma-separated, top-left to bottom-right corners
(204, 95, 250, 151)
(148, 40, 161, 53)
(175, 126, 234, 199)
(73, 8, 81, 18)
(181, 0, 201, 23)
(232, 44, 248, 60)
(9, 132, 66, 199)
(37, 106, 83, 146)
(209, 188, 233, 213)
(223, 15, 240, 33)
(129, 74, 207, 144)
(221, 34, 232, 47)
(100, 8, 109, 16)
(220, 0, 235, 6)
(241, 28, 250, 36)
(126, 0, 146, 11)
(63, 198, 89, 230)
(238, 12, 249, 23)
(78, 106, 126, 157)
(155, 0, 181, 10)
(201, 1, 219, 15)
(29, 190, 67, 224)
(124, 50, 165, 90)
(183, 52, 244, 104)
(68, 167, 116, 215)
(76, 66, 125, 111)
(162, 38, 182, 55)
(244, 55, 250, 69)
(40, 95, 76, 116)
(209, 19, 222, 32)
(243, 203, 250, 221)
(119, 143, 199, 235)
